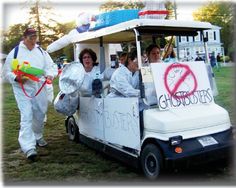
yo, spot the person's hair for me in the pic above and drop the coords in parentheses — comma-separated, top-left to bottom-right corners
(163, 43, 176, 59)
(23, 28, 37, 37)
(79, 48, 97, 65)
(146, 44, 160, 56)
(119, 52, 127, 59)
(124, 50, 137, 67)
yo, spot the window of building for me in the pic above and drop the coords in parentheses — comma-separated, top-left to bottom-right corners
(181, 36, 186, 42)
(214, 31, 216, 40)
(195, 34, 200, 41)
(208, 31, 214, 41)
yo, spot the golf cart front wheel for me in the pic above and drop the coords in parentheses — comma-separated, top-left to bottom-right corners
(141, 143, 163, 180)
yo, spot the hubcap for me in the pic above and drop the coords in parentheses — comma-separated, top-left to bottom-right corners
(145, 153, 158, 175)
(68, 119, 75, 139)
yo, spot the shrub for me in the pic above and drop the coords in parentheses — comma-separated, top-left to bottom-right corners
(220, 56, 231, 62)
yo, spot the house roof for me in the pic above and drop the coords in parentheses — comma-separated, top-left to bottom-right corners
(209, 25, 221, 30)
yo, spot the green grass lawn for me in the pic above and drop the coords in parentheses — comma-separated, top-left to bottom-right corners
(214, 66, 235, 124)
(1, 66, 235, 184)
(2, 78, 143, 184)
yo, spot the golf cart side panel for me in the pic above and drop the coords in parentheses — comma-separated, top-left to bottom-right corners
(78, 97, 104, 140)
(78, 97, 141, 150)
(103, 97, 140, 150)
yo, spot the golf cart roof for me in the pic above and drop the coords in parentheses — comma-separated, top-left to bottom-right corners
(70, 19, 213, 44)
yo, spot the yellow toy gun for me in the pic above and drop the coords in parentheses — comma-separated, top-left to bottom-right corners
(11, 59, 52, 98)
(11, 59, 44, 82)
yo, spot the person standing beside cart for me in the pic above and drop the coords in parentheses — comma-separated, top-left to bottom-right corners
(2, 28, 57, 161)
(216, 53, 221, 70)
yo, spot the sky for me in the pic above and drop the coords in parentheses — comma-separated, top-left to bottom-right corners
(1, 0, 209, 31)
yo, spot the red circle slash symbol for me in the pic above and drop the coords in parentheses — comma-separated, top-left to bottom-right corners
(164, 64, 198, 99)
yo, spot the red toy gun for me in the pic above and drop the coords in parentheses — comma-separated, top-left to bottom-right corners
(11, 60, 52, 98)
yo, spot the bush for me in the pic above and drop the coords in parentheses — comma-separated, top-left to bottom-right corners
(220, 56, 231, 62)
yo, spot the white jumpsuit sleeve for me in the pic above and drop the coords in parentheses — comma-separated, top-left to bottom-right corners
(2, 50, 17, 84)
(132, 70, 140, 89)
(79, 66, 102, 96)
(110, 68, 140, 97)
(43, 51, 58, 78)
(103, 67, 115, 80)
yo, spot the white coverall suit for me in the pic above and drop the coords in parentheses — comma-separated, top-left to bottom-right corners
(2, 41, 58, 154)
(107, 66, 149, 111)
(107, 65, 140, 97)
(79, 65, 103, 96)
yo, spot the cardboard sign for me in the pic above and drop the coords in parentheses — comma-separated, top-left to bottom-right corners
(151, 61, 214, 110)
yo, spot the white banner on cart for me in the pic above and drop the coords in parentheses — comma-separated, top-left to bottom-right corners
(151, 61, 214, 110)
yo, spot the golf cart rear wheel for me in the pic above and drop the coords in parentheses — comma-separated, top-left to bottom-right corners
(141, 144, 163, 180)
(67, 116, 79, 142)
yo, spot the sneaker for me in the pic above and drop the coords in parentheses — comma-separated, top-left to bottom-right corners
(36, 138, 48, 147)
(26, 149, 37, 161)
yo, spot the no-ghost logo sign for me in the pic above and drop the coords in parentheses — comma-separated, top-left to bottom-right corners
(151, 62, 213, 110)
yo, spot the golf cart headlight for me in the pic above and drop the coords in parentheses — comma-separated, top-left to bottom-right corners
(169, 136, 183, 146)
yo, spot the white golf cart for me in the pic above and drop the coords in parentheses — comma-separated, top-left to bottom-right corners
(59, 19, 234, 179)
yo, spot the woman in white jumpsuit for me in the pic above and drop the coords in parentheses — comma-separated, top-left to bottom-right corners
(78, 48, 103, 96)
(144, 44, 162, 106)
(2, 28, 58, 160)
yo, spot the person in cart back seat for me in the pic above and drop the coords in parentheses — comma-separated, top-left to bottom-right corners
(107, 50, 140, 98)
(143, 44, 162, 106)
(119, 52, 127, 67)
(79, 48, 102, 96)
(162, 43, 177, 63)
(146, 44, 162, 64)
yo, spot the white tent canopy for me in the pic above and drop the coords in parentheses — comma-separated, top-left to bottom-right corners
(47, 19, 213, 53)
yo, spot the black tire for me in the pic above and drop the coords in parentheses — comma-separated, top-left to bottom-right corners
(67, 116, 79, 142)
(141, 143, 163, 180)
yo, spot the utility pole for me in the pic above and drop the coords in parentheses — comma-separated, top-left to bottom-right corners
(174, 0, 180, 60)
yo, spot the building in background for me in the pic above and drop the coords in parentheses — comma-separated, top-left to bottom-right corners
(177, 25, 224, 62)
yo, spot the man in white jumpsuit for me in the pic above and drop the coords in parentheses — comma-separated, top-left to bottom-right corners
(108, 50, 140, 98)
(2, 28, 58, 161)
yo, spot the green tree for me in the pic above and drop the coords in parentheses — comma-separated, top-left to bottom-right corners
(193, 1, 234, 57)
(99, 0, 174, 52)
(26, 0, 59, 48)
(99, 0, 174, 17)
(49, 21, 76, 61)
(27, 0, 76, 60)
(165, 0, 175, 19)
(2, 0, 76, 60)
(99, 0, 144, 12)
(2, 23, 29, 54)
